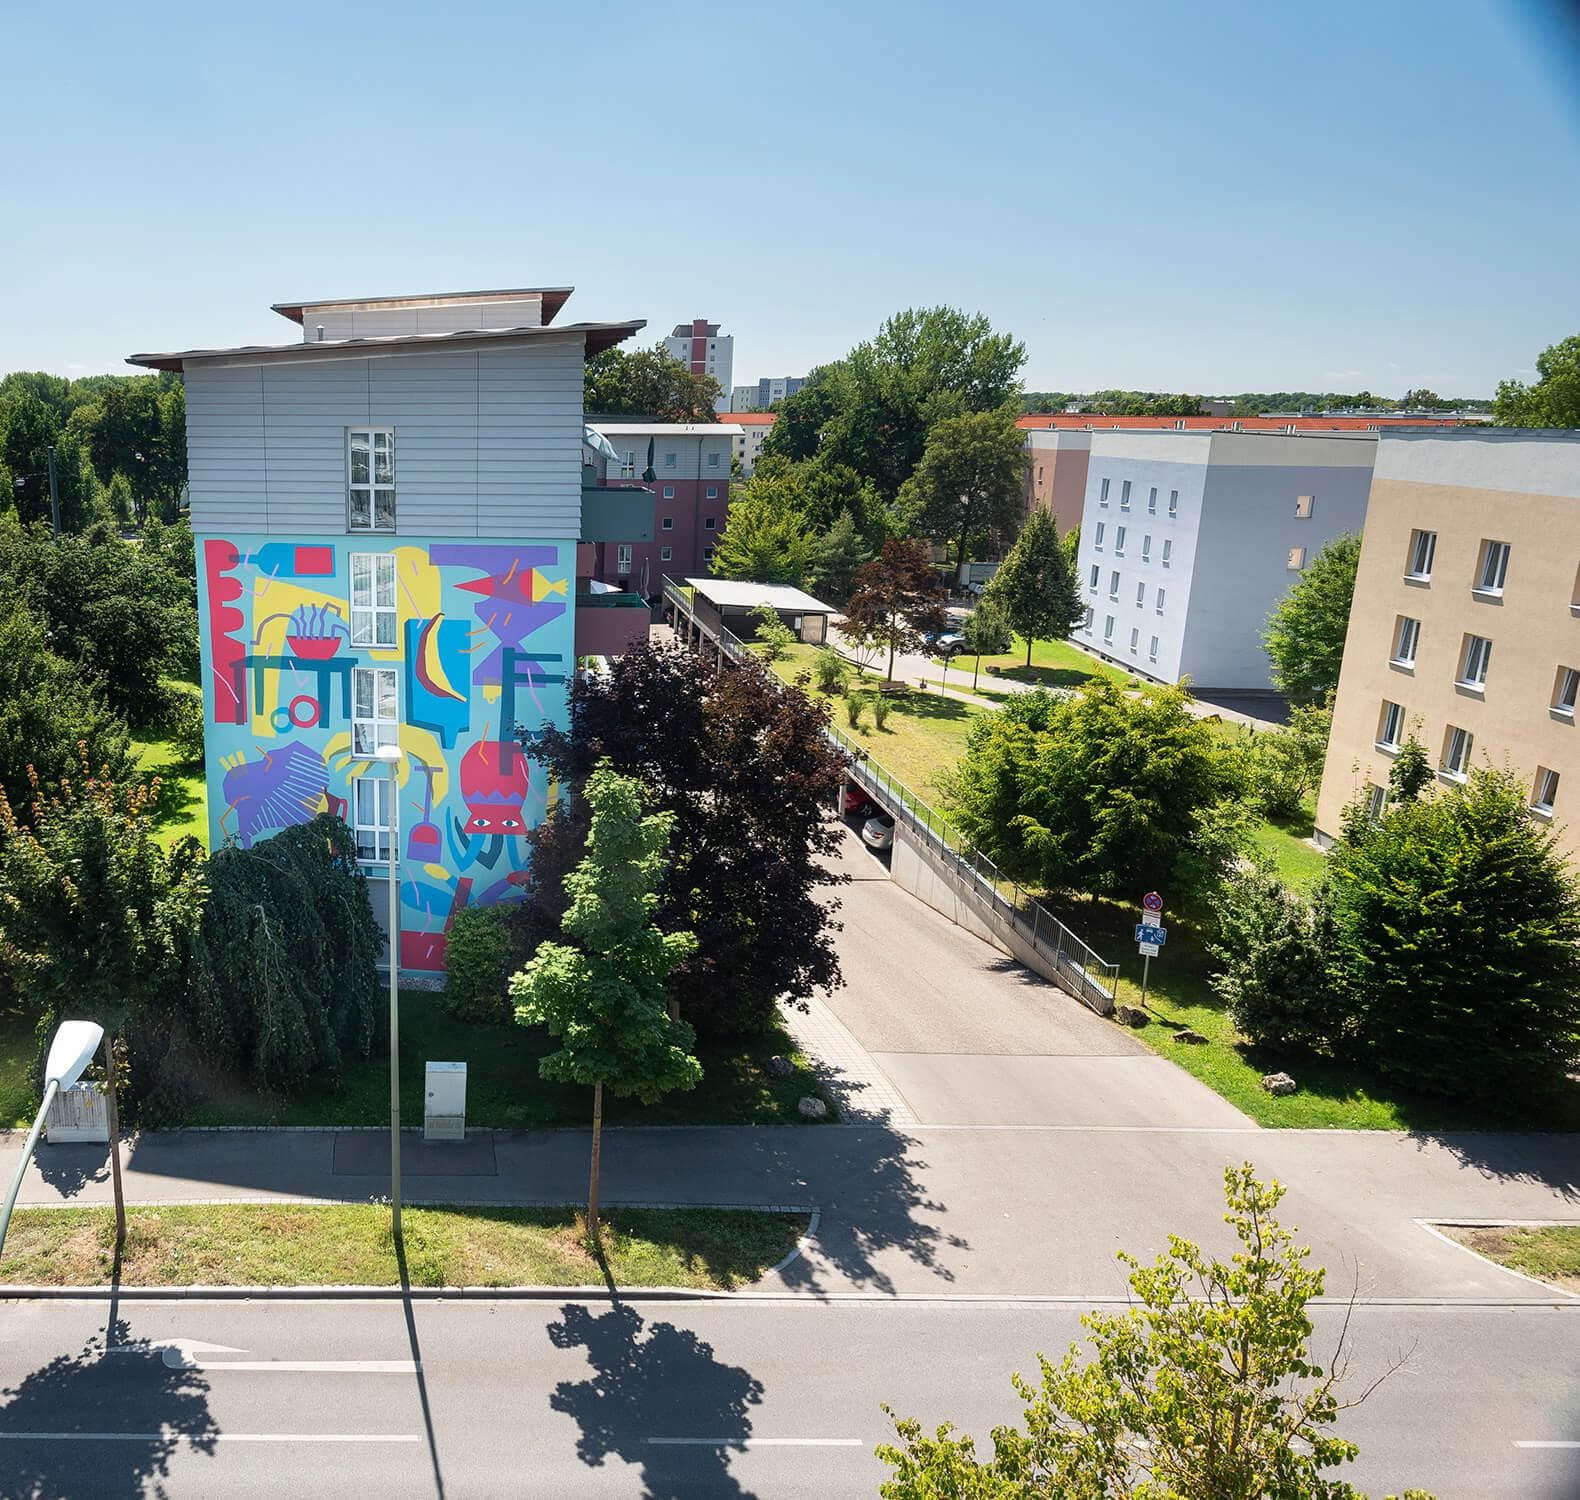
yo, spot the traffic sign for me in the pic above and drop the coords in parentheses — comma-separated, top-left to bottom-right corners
(1142, 891, 1163, 913)
(1138, 942, 1160, 958)
(1134, 923, 1167, 946)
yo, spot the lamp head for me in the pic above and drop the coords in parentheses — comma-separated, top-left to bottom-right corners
(45, 1021, 104, 1091)
(369, 745, 404, 765)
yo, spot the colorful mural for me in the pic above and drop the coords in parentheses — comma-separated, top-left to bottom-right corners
(196, 535, 574, 974)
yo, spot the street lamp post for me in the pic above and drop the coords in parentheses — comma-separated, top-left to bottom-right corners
(363, 744, 405, 1246)
(0, 1020, 105, 1261)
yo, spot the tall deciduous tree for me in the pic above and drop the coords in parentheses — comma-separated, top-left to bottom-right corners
(712, 462, 819, 585)
(897, 407, 1027, 586)
(583, 343, 723, 421)
(510, 763, 700, 1239)
(1263, 532, 1361, 702)
(808, 509, 873, 610)
(1493, 333, 1580, 428)
(880, 1166, 1420, 1500)
(528, 644, 847, 1037)
(761, 370, 842, 463)
(960, 593, 1012, 691)
(981, 508, 1083, 667)
(842, 538, 949, 682)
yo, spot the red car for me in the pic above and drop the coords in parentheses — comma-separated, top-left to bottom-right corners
(840, 780, 873, 818)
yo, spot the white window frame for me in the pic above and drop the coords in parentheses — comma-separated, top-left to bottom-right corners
(706, 486, 718, 499)
(1533, 767, 1560, 815)
(1365, 783, 1387, 821)
(702, 545, 716, 563)
(663, 451, 677, 470)
(352, 665, 398, 757)
(1109, 569, 1120, 600)
(1115, 525, 1127, 556)
(1089, 564, 1100, 591)
(660, 545, 673, 561)
(620, 451, 636, 480)
(706, 451, 721, 468)
(1553, 666, 1579, 716)
(1099, 478, 1110, 506)
(1129, 626, 1140, 653)
(1147, 487, 1158, 515)
(661, 516, 674, 531)
(1392, 616, 1420, 668)
(1377, 699, 1404, 751)
(1295, 494, 1314, 518)
(1161, 539, 1173, 568)
(347, 427, 395, 532)
(350, 552, 398, 649)
(1168, 489, 1179, 517)
(1141, 534, 1151, 562)
(1441, 724, 1473, 781)
(352, 774, 395, 866)
(1135, 580, 1145, 608)
(1458, 634, 1492, 689)
(617, 543, 633, 574)
(1287, 547, 1306, 571)
(1103, 614, 1115, 643)
(1156, 587, 1166, 614)
(1475, 539, 1510, 596)
(1148, 634, 1159, 663)
(1120, 480, 1132, 511)
(1094, 522, 1106, 549)
(1406, 528, 1437, 581)
(662, 485, 676, 499)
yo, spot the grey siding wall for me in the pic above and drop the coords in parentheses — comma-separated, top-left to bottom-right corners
(301, 297, 543, 341)
(185, 338, 583, 538)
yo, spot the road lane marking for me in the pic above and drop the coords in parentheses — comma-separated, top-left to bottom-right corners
(0, 1433, 421, 1443)
(170, 1358, 422, 1373)
(1514, 1441, 1580, 1448)
(647, 1438, 865, 1447)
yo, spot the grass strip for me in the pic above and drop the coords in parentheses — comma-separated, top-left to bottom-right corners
(1439, 1224, 1580, 1295)
(0, 1203, 808, 1290)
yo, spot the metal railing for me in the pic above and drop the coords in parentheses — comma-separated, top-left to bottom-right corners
(661, 580, 1119, 1013)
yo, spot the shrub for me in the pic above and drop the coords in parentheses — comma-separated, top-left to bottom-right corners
(845, 693, 866, 729)
(444, 905, 515, 1024)
(812, 646, 849, 694)
(1244, 703, 1329, 820)
(750, 602, 797, 662)
(158, 686, 206, 767)
(871, 694, 893, 730)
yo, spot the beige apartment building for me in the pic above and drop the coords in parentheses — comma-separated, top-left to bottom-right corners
(1316, 430, 1580, 858)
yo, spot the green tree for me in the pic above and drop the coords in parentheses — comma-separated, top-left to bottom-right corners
(1245, 702, 1331, 820)
(510, 763, 700, 1239)
(880, 1166, 1422, 1500)
(583, 343, 723, 421)
(808, 509, 874, 609)
(711, 464, 819, 585)
(897, 406, 1027, 586)
(842, 537, 949, 682)
(749, 601, 796, 661)
(960, 593, 1013, 690)
(1263, 532, 1362, 702)
(1493, 334, 1580, 428)
(1387, 735, 1432, 803)
(760, 369, 842, 464)
(981, 509, 1083, 667)
(944, 681, 1247, 901)
(1328, 767, 1580, 1106)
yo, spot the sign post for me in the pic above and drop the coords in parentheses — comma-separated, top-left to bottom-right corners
(1136, 892, 1165, 1010)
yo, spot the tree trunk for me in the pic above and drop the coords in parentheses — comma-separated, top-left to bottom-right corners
(104, 1034, 126, 1249)
(587, 1081, 604, 1245)
(972, 654, 981, 691)
(1026, 635, 1034, 668)
(886, 634, 897, 684)
(956, 521, 971, 589)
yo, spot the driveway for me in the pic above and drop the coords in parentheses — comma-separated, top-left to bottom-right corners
(815, 830, 1250, 1130)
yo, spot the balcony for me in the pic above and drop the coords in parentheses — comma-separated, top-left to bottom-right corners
(580, 483, 654, 544)
(575, 579, 652, 658)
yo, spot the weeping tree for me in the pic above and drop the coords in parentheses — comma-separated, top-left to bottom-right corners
(510, 763, 700, 1242)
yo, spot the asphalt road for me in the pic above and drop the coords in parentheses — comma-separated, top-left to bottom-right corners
(0, 1296, 1574, 1499)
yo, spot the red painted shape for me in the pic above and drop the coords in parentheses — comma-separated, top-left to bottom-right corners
(287, 635, 341, 661)
(400, 930, 447, 972)
(204, 539, 248, 725)
(293, 545, 335, 575)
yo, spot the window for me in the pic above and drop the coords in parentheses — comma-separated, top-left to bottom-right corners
(662, 485, 675, 499)
(1141, 534, 1151, 562)
(1156, 587, 1166, 614)
(704, 516, 716, 530)
(663, 451, 677, 469)
(660, 546, 673, 561)
(1161, 539, 1173, 567)
(1168, 489, 1179, 517)
(349, 553, 397, 648)
(352, 775, 394, 864)
(1089, 564, 1099, 591)
(661, 517, 674, 531)
(1406, 528, 1437, 580)
(1148, 487, 1158, 515)
(351, 666, 398, 757)
(1135, 580, 1145, 607)
(1475, 539, 1510, 595)
(1295, 494, 1314, 518)
(1083, 606, 1094, 629)
(1099, 478, 1110, 506)
(1129, 626, 1140, 652)
(1094, 522, 1106, 549)
(1109, 569, 1120, 599)
(1103, 614, 1115, 643)
(1120, 480, 1132, 510)
(1441, 724, 1473, 780)
(1533, 767, 1561, 815)
(1287, 547, 1306, 570)
(1115, 526, 1127, 556)
(1392, 616, 1420, 667)
(617, 543, 633, 574)
(707, 451, 720, 468)
(347, 428, 394, 531)
(706, 486, 718, 499)
(1459, 634, 1492, 689)
(1378, 699, 1404, 750)
(702, 545, 716, 563)
(1365, 783, 1387, 821)
(1148, 635, 1159, 662)
(620, 451, 636, 480)
(1553, 666, 1579, 715)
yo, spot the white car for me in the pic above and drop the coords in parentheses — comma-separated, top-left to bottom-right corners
(861, 812, 895, 850)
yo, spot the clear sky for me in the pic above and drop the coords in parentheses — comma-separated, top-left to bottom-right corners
(3, 0, 1578, 398)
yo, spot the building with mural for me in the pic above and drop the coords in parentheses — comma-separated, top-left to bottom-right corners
(130, 286, 650, 976)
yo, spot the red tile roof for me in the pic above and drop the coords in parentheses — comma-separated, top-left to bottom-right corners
(1016, 414, 1473, 432)
(728, 412, 777, 425)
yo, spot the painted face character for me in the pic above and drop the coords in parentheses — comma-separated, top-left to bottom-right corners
(458, 740, 531, 835)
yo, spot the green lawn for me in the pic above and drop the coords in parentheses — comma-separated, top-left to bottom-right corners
(1439, 1224, 1580, 1295)
(0, 1002, 37, 1128)
(179, 989, 835, 1129)
(0, 1203, 807, 1290)
(1248, 801, 1327, 889)
(936, 634, 1134, 692)
(1045, 891, 1580, 1132)
(131, 736, 208, 849)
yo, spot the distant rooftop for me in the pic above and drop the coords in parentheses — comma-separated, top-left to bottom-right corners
(272, 286, 574, 325)
(589, 420, 743, 436)
(687, 578, 834, 614)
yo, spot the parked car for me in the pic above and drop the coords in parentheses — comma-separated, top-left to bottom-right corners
(924, 629, 967, 657)
(861, 812, 896, 850)
(840, 781, 873, 818)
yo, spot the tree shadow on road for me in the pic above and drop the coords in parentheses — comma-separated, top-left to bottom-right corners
(1405, 1130, 1580, 1203)
(33, 1142, 110, 1197)
(547, 1301, 764, 1499)
(0, 1313, 218, 1499)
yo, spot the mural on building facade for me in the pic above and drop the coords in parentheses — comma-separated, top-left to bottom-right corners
(198, 536, 573, 973)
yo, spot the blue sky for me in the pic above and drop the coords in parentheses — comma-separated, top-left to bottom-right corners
(3, 0, 1578, 397)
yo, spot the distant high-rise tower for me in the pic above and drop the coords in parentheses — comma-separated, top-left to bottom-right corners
(663, 320, 732, 414)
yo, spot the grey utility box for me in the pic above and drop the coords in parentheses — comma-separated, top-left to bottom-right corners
(46, 1084, 110, 1143)
(424, 1061, 467, 1142)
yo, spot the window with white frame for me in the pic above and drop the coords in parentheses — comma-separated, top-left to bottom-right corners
(620, 451, 636, 479)
(1109, 569, 1120, 599)
(1148, 634, 1159, 662)
(662, 485, 675, 499)
(1161, 539, 1172, 567)
(1392, 615, 1420, 666)
(702, 545, 716, 563)
(661, 517, 674, 531)
(1287, 547, 1306, 570)
(1135, 580, 1145, 607)
(1129, 626, 1139, 652)
(347, 428, 395, 531)
(660, 545, 673, 561)
(1441, 724, 1473, 780)
(352, 775, 394, 864)
(707, 451, 720, 468)
(1365, 783, 1387, 821)
(706, 486, 718, 499)
(1553, 665, 1579, 715)
(1094, 522, 1106, 548)
(617, 543, 633, 574)
(1103, 614, 1115, 643)
(1100, 478, 1110, 505)
(1377, 699, 1404, 750)
(1115, 526, 1127, 555)
(1406, 528, 1437, 580)
(1089, 564, 1099, 591)
(1295, 494, 1314, 518)
(352, 666, 398, 756)
(1459, 634, 1492, 688)
(1120, 480, 1132, 510)
(664, 451, 677, 469)
(349, 553, 397, 648)
(1156, 587, 1166, 614)
(1083, 605, 1094, 629)
(1141, 534, 1151, 562)
(1533, 767, 1561, 814)
(1475, 539, 1510, 594)
(1148, 487, 1158, 515)
(1168, 489, 1178, 517)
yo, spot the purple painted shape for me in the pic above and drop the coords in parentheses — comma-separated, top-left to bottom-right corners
(431, 544, 567, 685)
(220, 741, 326, 848)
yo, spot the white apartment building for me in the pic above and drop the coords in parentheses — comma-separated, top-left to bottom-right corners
(1070, 431, 1376, 692)
(731, 376, 805, 411)
(729, 413, 775, 474)
(663, 320, 732, 413)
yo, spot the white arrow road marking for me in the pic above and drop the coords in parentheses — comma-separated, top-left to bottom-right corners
(103, 1339, 418, 1372)
(106, 1339, 246, 1363)
(647, 1438, 865, 1447)
(1515, 1440, 1580, 1448)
